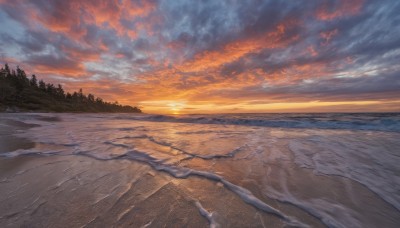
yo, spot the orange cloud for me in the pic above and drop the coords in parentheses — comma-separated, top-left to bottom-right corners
(316, 0, 364, 21)
(24, 0, 157, 43)
(307, 46, 318, 57)
(61, 48, 102, 63)
(31, 65, 86, 78)
(320, 29, 339, 45)
(177, 22, 300, 72)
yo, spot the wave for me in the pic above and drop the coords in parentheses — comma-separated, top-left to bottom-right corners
(118, 113, 400, 132)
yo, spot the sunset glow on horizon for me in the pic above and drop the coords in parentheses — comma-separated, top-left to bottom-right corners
(1, 0, 399, 114)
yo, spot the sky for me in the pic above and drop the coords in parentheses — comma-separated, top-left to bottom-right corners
(0, 0, 399, 114)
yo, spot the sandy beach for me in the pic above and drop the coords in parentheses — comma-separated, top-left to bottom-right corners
(0, 113, 399, 227)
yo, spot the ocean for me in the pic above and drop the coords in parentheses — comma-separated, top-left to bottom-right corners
(0, 113, 399, 227)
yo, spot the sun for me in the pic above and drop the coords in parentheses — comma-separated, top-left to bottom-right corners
(168, 102, 185, 114)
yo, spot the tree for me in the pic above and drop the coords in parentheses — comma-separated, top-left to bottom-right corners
(1, 64, 141, 113)
(10, 69, 16, 79)
(0, 83, 16, 101)
(30, 75, 38, 87)
(46, 83, 55, 94)
(0, 67, 5, 79)
(78, 88, 84, 100)
(88, 93, 95, 102)
(39, 80, 46, 90)
(66, 92, 72, 99)
(4, 63, 10, 76)
(95, 97, 103, 104)
(72, 91, 78, 100)
(56, 84, 65, 98)
(14, 66, 29, 91)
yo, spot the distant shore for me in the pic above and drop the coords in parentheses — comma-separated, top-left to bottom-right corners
(1, 64, 142, 113)
(0, 105, 143, 114)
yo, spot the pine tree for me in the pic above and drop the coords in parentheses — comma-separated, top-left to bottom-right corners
(30, 75, 38, 87)
(88, 93, 95, 102)
(4, 63, 10, 76)
(39, 80, 46, 90)
(1, 64, 141, 113)
(56, 84, 65, 98)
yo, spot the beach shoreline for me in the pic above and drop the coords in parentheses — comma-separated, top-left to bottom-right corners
(0, 113, 399, 227)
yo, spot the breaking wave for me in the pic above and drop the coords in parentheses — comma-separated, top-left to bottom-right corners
(118, 113, 400, 132)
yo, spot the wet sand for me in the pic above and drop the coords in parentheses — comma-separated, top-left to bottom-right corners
(0, 155, 211, 227)
(0, 116, 204, 227)
(1, 149, 399, 227)
(0, 117, 275, 227)
(0, 119, 37, 153)
(0, 113, 399, 227)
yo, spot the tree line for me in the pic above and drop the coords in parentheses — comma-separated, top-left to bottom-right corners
(0, 64, 141, 113)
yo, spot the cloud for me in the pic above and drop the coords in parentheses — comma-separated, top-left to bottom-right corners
(0, 0, 399, 113)
(315, 0, 364, 21)
(191, 71, 400, 102)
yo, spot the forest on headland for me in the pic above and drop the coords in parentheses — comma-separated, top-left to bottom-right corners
(0, 64, 141, 113)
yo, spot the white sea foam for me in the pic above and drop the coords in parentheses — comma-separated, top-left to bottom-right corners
(195, 201, 220, 228)
(115, 113, 400, 132)
(288, 134, 400, 211)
